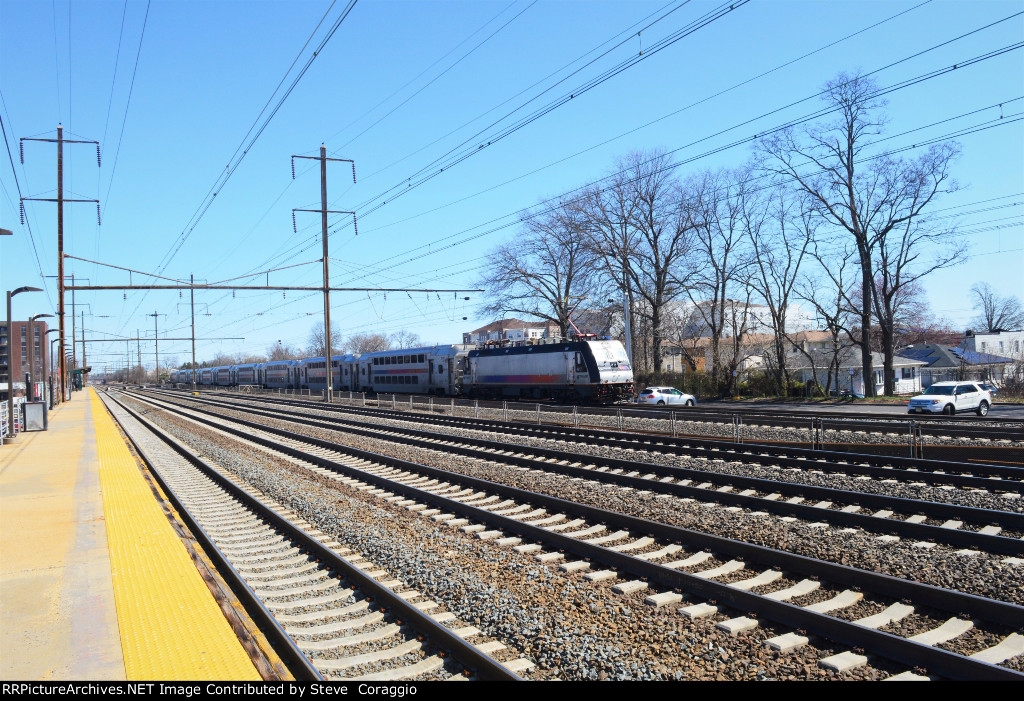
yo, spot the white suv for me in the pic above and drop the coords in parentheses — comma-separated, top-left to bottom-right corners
(907, 382, 992, 416)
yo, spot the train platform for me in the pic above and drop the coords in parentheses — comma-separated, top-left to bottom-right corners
(0, 388, 262, 681)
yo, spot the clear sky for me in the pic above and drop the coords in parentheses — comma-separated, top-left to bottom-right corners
(2, 0, 1022, 374)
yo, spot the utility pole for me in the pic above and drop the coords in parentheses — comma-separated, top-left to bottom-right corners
(147, 312, 165, 384)
(191, 274, 196, 391)
(292, 147, 356, 403)
(136, 330, 141, 385)
(20, 125, 100, 401)
(70, 273, 76, 380)
(81, 309, 86, 388)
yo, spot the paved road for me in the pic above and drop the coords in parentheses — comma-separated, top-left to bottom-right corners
(680, 400, 1024, 419)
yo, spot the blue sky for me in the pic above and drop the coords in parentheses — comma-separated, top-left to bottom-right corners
(2, 0, 1022, 373)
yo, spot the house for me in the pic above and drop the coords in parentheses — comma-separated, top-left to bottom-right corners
(786, 346, 926, 396)
(462, 319, 558, 345)
(897, 344, 1015, 387)
(663, 299, 816, 339)
(965, 329, 1024, 359)
(661, 329, 833, 375)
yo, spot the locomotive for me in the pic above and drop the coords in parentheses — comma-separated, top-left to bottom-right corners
(172, 337, 634, 403)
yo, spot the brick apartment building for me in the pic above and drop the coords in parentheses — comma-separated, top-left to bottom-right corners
(0, 320, 50, 395)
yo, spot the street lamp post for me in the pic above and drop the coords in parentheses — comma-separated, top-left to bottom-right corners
(28, 313, 53, 401)
(6, 286, 42, 438)
(45, 330, 59, 407)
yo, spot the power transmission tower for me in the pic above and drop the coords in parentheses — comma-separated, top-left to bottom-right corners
(291, 146, 356, 403)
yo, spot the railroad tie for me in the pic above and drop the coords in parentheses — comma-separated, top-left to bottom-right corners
(803, 590, 863, 614)
(693, 560, 744, 579)
(908, 618, 974, 646)
(611, 580, 648, 595)
(728, 570, 782, 591)
(717, 617, 759, 636)
(969, 633, 1024, 665)
(819, 650, 868, 673)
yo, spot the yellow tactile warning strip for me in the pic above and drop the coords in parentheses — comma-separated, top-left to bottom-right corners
(90, 389, 261, 680)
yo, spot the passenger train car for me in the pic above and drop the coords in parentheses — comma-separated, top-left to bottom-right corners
(175, 338, 633, 403)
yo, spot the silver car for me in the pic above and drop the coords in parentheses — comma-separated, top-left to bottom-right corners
(636, 386, 696, 406)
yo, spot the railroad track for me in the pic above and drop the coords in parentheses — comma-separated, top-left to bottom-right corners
(180, 389, 1024, 480)
(186, 387, 1024, 464)
(188, 386, 1022, 439)
(100, 390, 528, 681)
(123, 389, 1024, 680)
(142, 390, 1024, 556)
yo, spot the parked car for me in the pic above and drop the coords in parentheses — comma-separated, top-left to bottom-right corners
(907, 381, 992, 416)
(636, 387, 696, 406)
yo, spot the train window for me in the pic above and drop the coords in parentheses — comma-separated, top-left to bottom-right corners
(438, 365, 444, 374)
(413, 376, 418, 384)
(418, 354, 424, 363)
(405, 355, 410, 363)
(373, 358, 378, 365)
(575, 352, 587, 372)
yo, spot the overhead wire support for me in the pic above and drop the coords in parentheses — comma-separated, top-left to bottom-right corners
(66, 284, 482, 292)
(20, 125, 101, 401)
(292, 146, 356, 403)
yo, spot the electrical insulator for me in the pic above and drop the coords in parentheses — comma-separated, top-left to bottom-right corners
(291, 159, 296, 180)
(20, 201, 25, 224)
(123, 292, 126, 300)
(96, 204, 102, 226)
(283, 291, 286, 299)
(232, 290, 236, 299)
(19, 140, 24, 163)
(96, 144, 102, 167)
(292, 212, 297, 233)
(352, 215, 358, 236)
(351, 163, 357, 183)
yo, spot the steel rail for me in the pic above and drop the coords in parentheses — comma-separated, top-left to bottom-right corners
(107, 391, 523, 682)
(98, 392, 322, 681)
(185, 389, 1024, 480)
(125, 390, 1024, 680)
(144, 391, 1024, 555)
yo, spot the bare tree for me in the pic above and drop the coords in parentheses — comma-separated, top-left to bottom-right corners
(582, 173, 641, 364)
(267, 341, 301, 360)
(306, 322, 342, 357)
(971, 282, 1024, 332)
(344, 332, 390, 353)
(479, 197, 602, 337)
(746, 185, 815, 393)
(663, 303, 707, 372)
(685, 168, 753, 394)
(389, 329, 422, 349)
(795, 245, 858, 395)
(760, 72, 960, 395)
(584, 150, 694, 372)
